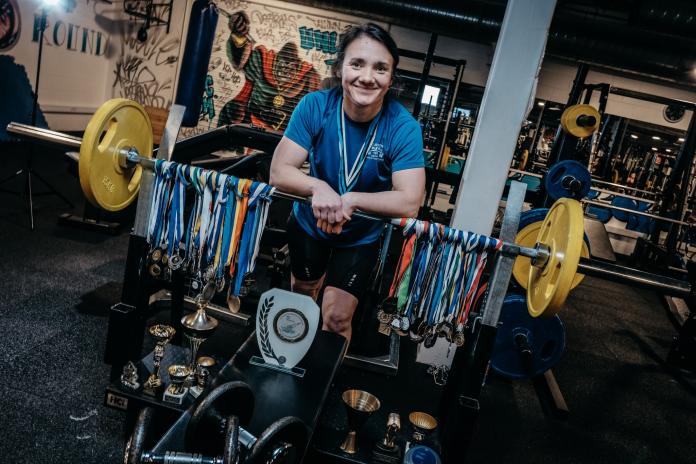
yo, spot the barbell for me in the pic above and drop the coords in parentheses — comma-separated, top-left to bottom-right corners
(7, 99, 693, 318)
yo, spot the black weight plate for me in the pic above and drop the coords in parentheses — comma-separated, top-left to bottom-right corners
(124, 406, 154, 464)
(186, 381, 254, 455)
(247, 416, 308, 464)
(223, 415, 240, 464)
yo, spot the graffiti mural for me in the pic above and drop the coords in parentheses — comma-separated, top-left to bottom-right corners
(113, 27, 180, 109)
(200, 74, 216, 126)
(0, 0, 20, 51)
(180, 0, 355, 138)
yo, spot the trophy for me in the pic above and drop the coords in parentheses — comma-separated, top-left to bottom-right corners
(120, 361, 140, 390)
(408, 412, 438, 443)
(181, 285, 219, 378)
(372, 412, 402, 464)
(162, 364, 192, 405)
(189, 356, 216, 398)
(143, 324, 176, 397)
(340, 389, 381, 454)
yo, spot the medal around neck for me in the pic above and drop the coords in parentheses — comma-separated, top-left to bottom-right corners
(251, 288, 319, 377)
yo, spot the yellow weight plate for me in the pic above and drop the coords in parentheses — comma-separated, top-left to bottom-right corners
(519, 149, 529, 171)
(79, 99, 153, 211)
(527, 198, 584, 318)
(513, 222, 589, 290)
(560, 104, 600, 139)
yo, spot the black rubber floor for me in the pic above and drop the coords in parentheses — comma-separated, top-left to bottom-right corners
(1, 145, 695, 463)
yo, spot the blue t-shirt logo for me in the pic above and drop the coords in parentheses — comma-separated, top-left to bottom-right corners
(367, 143, 385, 161)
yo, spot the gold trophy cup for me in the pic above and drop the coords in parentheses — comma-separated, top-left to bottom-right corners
(408, 412, 438, 443)
(340, 389, 381, 454)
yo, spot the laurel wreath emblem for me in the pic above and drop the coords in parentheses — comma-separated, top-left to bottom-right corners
(259, 295, 285, 365)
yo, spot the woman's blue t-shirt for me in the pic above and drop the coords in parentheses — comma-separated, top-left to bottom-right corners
(283, 88, 424, 247)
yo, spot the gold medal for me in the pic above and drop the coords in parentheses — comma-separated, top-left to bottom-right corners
(377, 310, 393, 324)
(151, 248, 162, 263)
(149, 263, 162, 278)
(273, 94, 285, 108)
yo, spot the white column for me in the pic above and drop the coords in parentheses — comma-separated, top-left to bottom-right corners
(450, 0, 557, 234)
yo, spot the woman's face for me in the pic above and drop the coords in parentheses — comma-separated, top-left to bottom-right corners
(340, 34, 394, 114)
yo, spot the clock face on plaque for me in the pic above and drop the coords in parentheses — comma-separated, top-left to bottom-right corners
(273, 308, 309, 343)
(664, 105, 685, 123)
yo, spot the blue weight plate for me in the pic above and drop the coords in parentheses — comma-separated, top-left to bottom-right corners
(518, 208, 549, 230)
(610, 197, 637, 222)
(490, 294, 566, 379)
(545, 160, 592, 200)
(586, 189, 600, 200)
(587, 205, 611, 223)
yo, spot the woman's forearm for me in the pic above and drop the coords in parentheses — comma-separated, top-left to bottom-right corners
(345, 190, 422, 219)
(269, 162, 325, 198)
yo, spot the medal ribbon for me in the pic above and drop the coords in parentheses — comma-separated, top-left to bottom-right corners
(336, 99, 383, 194)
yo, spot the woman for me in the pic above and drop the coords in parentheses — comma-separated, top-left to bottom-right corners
(270, 23, 425, 343)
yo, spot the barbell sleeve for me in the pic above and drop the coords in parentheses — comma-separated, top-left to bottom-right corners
(7, 122, 82, 149)
(577, 258, 690, 298)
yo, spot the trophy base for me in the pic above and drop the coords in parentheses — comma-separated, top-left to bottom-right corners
(372, 443, 401, 464)
(142, 380, 164, 398)
(121, 381, 140, 391)
(249, 356, 306, 378)
(162, 388, 188, 405)
(188, 385, 204, 398)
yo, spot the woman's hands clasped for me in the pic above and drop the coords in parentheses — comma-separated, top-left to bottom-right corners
(310, 182, 356, 234)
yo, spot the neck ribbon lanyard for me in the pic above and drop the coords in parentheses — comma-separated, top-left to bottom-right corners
(336, 99, 382, 194)
(166, 164, 187, 258)
(148, 161, 174, 252)
(204, 173, 228, 279)
(213, 176, 236, 285)
(232, 182, 274, 295)
(185, 167, 204, 273)
(226, 178, 252, 279)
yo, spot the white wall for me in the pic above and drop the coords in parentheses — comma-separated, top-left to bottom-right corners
(108, 1, 189, 110)
(2, 0, 121, 130)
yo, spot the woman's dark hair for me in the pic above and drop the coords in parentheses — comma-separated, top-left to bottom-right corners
(331, 23, 400, 78)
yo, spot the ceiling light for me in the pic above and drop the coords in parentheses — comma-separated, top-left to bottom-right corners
(666, 148, 672, 153)
(652, 136, 661, 140)
(630, 134, 638, 139)
(651, 147, 658, 151)
(679, 137, 685, 142)
(537, 101, 545, 107)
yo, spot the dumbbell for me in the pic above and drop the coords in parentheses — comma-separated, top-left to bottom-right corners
(158, 382, 308, 464)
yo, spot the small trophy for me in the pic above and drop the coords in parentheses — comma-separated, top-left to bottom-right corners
(143, 324, 176, 397)
(181, 285, 219, 378)
(162, 364, 191, 405)
(120, 361, 140, 391)
(408, 412, 437, 443)
(340, 389, 381, 454)
(189, 356, 216, 398)
(373, 412, 402, 463)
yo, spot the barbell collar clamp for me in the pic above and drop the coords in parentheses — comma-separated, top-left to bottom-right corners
(561, 175, 581, 193)
(531, 243, 550, 268)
